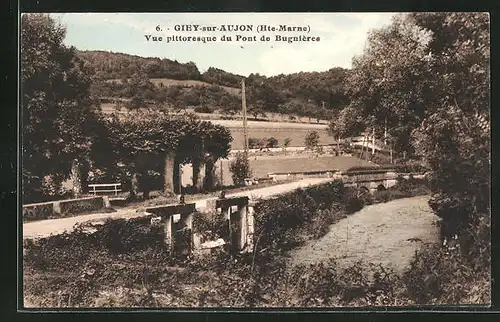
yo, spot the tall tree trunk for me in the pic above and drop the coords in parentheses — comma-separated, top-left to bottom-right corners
(130, 172, 140, 200)
(372, 129, 375, 155)
(192, 159, 203, 192)
(80, 160, 90, 194)
(173, 159, 181, 195)
(164, 152, 175, 196)
(141, 170, 150, 199)
(70, 159, 82, 198)
(203, 156, 215, 192)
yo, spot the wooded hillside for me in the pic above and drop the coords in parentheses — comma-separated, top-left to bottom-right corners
(77, 50, 350, 120)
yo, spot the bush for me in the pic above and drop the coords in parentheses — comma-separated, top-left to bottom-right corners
(343, 187, 373, 214)
(192, 211, 229, 241)
(193, 105, 214, 113)
(229, 152, 252, 185)
(253, 181, 346, 252)
(304, 130, 320, 149)
(265, 137, 279, 148)
(248, 137, 265, 149)
(95, 218, 165, 254)
(372, 178, 430, 203)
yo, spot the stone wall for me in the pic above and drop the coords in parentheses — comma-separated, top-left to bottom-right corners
(23, 196, 107, 222)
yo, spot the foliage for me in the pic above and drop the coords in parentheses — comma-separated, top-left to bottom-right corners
(80, 50, 350, 120)
(21, 14, 98, 203)
(91, 111, 232, 195)
(328, 106, 365, 140)
(414, 106, 490, 239)
(248, 137, 265, 149)
(343, 12, 491, 243)
(24, 178, 484, 308)
(192, 211, 229, 241)
(304, 130, 320, 149)
(265, 137, 279, 148)
(253, 181, 345, 251)
(342, 187, 372, 213)
(373, 178, 430, 203)
(344, 13, 489, 157)
(403, 213, 490, 304)
(229, 152, 252, 185)
(193, 105, 214, 113)
(283, 137, 292, 148)
(78, 50, 201, 81)
(200, 67, 242, 88)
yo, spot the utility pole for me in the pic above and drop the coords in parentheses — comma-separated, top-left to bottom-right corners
(220, 159, 223, 187)
(372, 128, 375, 155)
(179, 163, 182, 195)
(365, 133, 369, 161)
(384, 117, 387, 146)
(242, 78, 249, 157)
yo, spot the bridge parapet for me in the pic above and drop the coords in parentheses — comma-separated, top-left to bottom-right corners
(145, 203, 196, 256)
(215, 196, 252, 253)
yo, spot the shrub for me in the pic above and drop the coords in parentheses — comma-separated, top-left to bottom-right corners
(373, 190, 391, 203)
(229, 152, 252, 185)
(95, 218, 165, 254)
(193, 105, 214, 113)
(343, 187, 373, 213)
(283, 137, 292, 148)
(304, 130, 320, 149)
(265, 137, 279, 148)
(253, 180, 346, 252)
(248, 137, 265, 149)
(402, 213, 491, 305)
(192, 211, 229, 241)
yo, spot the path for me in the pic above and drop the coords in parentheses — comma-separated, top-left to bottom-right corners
(288, 195, 440, 274)
(23, 178, 333, 240)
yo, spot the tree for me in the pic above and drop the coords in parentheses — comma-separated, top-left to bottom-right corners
(283, 138, 292, 148)
(346, 12, 490, 238)
(21, 14, 97, 202)
(94, 111, 233, 196)
(304, 131, 320, 150)
(249, 101, 266, 120)
(328, 106, 366, 151)
(229, 152, 252, 186)
(265, 137, 279, 148)
(248, 137, 265, 149)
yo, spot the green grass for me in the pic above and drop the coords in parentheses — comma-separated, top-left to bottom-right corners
(216, 155, 373, 185)
(229, 128, 334, 149)
(149, 78, 241, 96)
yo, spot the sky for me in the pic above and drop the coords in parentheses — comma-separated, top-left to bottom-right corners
(49, 13, 396, 77)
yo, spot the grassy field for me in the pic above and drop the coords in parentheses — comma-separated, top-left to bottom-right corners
(99, 104, 333, 149)
(196, 155, 372, 186)
(229, 127, 333, 149)
(108, 78, 242, 96)
(149, 78, 241, 96)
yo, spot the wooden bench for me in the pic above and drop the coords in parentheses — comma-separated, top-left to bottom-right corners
(88, 183, 122, 196)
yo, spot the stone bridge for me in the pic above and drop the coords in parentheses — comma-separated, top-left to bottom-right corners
(339, 169, 425, 193)
(268, 168, 425, 194)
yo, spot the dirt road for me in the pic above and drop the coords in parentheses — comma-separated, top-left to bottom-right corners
(23, 178, 333, 240)
(289, 196, 440, 274)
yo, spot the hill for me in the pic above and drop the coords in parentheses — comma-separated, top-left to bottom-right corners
(78, 50, 350, 120)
